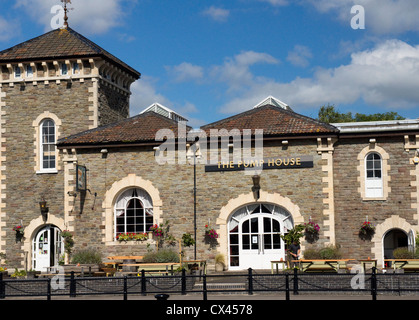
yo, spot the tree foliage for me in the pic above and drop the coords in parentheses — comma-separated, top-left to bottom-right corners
(318, 104, 405, 123)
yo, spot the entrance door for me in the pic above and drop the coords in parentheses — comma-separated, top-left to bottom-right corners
(240, 215, 283, 269)
(229, 204, 291, 270)
(32, 225, 63, 272)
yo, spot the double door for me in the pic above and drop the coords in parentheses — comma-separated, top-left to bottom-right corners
(32, 225, 63, 272)
(239, 215, 284, 269)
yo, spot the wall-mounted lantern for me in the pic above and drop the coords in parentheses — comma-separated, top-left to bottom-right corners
(39, 198, 49, 220)
(252, 174, 261, 200)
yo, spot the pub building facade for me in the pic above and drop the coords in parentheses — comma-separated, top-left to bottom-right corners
(1, 25, 419, 272)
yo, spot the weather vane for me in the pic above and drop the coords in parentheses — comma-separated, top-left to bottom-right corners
(61, 0, 73, 28)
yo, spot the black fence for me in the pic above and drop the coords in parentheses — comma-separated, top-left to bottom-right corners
(1, 268, 419, 300)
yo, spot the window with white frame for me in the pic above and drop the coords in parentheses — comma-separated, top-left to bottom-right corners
(365, 152, 383, 198)
(114, 188, 153, 239)
(40, 119, 56, 171)
(72, 62, 80, 75)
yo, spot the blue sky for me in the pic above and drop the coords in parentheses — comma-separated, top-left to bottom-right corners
(1, 0, 419, 127)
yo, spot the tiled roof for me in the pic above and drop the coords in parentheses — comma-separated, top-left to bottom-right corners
(200, 104, 338, 137)
(0, 27, 140, 78)
(57, 111, 191, 147)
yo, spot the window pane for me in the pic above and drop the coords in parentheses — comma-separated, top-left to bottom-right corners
(250, 218, 258, 233)
(264, 217, 271, 232)
(242, 235, 250, 250)
(264, 234, 272, 249)
(242, 220, 249, 233)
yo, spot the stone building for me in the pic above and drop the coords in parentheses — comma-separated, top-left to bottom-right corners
(0, 24, 418, 272)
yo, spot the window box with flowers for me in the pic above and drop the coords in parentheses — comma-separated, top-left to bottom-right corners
(116, 232, 148, 242)
(304, 219, 320, 243)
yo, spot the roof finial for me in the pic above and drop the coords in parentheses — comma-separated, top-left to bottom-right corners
(61, 0, 72, 28)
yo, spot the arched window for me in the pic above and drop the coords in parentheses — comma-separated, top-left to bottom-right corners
(365, 152, 383, 198)
(114, 188, 153, 239)
(40, 119, 56, 171)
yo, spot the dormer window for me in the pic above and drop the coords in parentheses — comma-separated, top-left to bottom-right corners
(61, 63, 68, 75)
(15, 66, 22, 79)
(72, 62, 80, 75)
(26, 65, 33, 78)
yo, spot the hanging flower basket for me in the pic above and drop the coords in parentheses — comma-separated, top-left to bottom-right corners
(204, 225, 219, 248)
(304, 219, 320, 243)
(13, 225, 24, 242)
(360, 221, 375, 235)
(359, 221, 375, 240)
(149, 224, 164, 240)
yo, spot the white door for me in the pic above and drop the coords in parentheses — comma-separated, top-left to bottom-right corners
(239, 215, 284, 269)
(33, 226, 63, 272)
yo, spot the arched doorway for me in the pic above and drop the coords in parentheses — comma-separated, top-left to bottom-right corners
(228, 203, 293, 270)
(32, 225, 63, 272)
(383, 229, 409, 260)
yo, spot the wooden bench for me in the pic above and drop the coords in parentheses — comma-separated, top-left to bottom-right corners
(271, 260, 288, 274)
(296, 259, 352, 273)
(120, 263, 181, 276)
(385, 259, 419, 272)
(41, 264, 103, 277)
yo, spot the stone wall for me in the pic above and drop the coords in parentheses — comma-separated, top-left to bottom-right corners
(67, 138, 328, 266)
(0, 80, 94, 268)
(333, 136, 417, 261)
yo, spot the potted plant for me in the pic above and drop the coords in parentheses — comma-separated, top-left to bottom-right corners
(116, 232, 148, 242)
(61, 230, 74, 258)
(182, 233, 195, 247)
(215, 253, 226, 272)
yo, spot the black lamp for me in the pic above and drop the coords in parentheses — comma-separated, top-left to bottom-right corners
(252, 174, 261, 200)
(39, 198, 49, 219)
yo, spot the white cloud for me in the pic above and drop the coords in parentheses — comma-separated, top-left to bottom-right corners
(258, 0, 289, 6)
(218, 40, 419, 114)
(0, 16, 20, 42)
(130, 76, 172, 116)
(202, 6, 230, 22)
(166, 62, 204, 83)
(14, 0, 128, 34)
(210, 51, 279, 92)
(303, 0, 419, 34)
(286, 45, 313, 67)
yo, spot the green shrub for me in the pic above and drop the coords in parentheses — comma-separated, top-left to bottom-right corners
(393, 247, 419, 259)
(142, 249, 179, 263)
(71, 248, 102, 264)
(319, 245, 341, 259)
(302, 245, 341, 259)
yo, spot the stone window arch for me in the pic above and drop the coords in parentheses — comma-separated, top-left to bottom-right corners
(33, 112, 62, 173)
(357, 145, 390, 200)
(103, 174, 162, 244)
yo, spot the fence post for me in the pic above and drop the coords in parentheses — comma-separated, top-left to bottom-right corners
(371, 267, 377, 301)
(293, 267, 299, 295)
(181, 268, 186, 295)
(248, 268, 253, 295)
(202, 273, 207, 301)
(123, 276, 128, 300)
(0, 272, 5, 299)
(285, 273, 290, 301)
(70, 271, 76, 298)
(47, 278, 51, 300)
(141, 269, 146, 296)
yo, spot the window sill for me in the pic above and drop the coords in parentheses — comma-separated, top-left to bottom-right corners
(362, 197, 387, 201)
(36, 169, 58, 174)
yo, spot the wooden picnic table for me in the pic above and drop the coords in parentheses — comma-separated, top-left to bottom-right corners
(271, 260, 288, 274)
(120, 262, 181, 275)
(384, 259, 419, 272)
(359, 258, 377, 272)
(295, 259, 353, 272)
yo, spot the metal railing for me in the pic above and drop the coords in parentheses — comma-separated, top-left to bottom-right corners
(1, 267, 418, 300)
